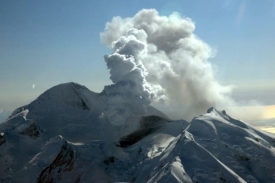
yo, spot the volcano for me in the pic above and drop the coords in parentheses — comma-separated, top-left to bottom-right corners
(1, 82, 275, 183)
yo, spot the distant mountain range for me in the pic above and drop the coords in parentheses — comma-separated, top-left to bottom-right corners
(1, 82, 275, 183)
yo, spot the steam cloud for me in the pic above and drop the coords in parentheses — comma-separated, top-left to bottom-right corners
(101, 9, 258, 123)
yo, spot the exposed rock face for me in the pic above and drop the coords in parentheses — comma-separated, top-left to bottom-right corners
(81, 99, 89, 110)
(118, 115, 166, 148)
(140, 115, 167, 129)
(20, 123, 40, 139)
(37, 142, 75, 183)
(0, 133, 5, 146)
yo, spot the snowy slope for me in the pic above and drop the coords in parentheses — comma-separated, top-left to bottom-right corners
(1, 82, 275, 183)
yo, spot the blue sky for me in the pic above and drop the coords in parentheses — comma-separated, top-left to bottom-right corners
(0, 0, 275, 111)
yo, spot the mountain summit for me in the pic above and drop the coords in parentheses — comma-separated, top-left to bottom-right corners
(0, 82, 275, 183)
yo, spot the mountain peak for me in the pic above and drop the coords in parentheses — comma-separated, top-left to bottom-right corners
(36, 82, 91, 105)
(207, 106, 216, 113)
(207, 106, 226, 115)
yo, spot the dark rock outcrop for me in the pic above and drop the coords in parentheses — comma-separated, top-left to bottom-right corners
(118, 115, 166, 148)
(37, 142, 75, 183)
(20, 123, 40, 139)
(0, 133, 5, 146)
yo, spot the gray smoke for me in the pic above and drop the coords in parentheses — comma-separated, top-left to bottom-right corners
(103, 29, 152, 125)
(101, 9, 261, 122)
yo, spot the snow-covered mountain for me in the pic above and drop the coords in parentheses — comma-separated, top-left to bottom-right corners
(1, 82, 275, 183)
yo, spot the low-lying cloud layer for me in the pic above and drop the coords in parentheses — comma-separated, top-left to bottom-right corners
(101, 9, 263, 123)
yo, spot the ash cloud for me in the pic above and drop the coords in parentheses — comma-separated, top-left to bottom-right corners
(101, 9, 262, 122)
(103, 29, 151, 125)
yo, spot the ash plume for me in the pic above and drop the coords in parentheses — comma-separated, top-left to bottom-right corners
(103, 29, 152, 125)
(101, 9, 262, 122)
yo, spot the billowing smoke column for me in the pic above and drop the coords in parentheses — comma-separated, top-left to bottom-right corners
(103, 29, 152, 125)
(101, 9, 234, 122)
